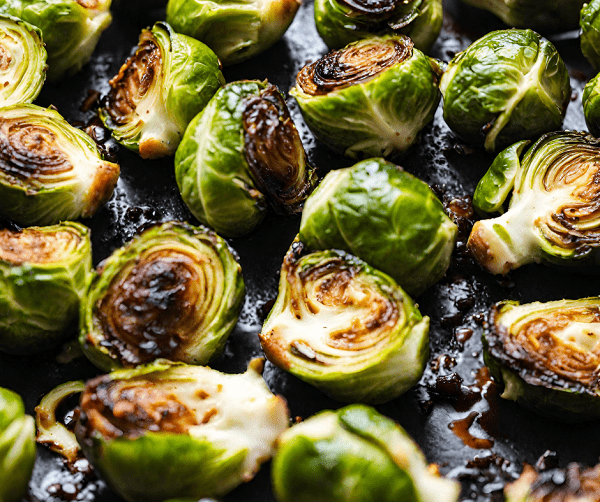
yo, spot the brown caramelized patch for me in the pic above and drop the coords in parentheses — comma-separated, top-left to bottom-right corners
(0, 228, 80, 264)
(76, 0, 100, 8)
(0, 44, 11, 71)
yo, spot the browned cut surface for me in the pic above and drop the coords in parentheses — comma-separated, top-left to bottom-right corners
(0, 228, 79, 264)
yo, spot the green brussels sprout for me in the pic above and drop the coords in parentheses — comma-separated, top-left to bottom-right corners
(484, 298, 600, 421)
(165, 0, 300, 65)
(75, 358, 290, 502)
(175, 80, 317, 238)
(100, 22, 225, 160)
(581, 0, 600, 71)
(0, 104, 120, 226)
(259, 243, 429, 404)
(468, 132, 600, 275)
(439, 29, 571, 152)
(299, 158, 457, 297)
(0, 387, 36, 502)
(314, 0, 442, 53)
(583, 72, 600, 137)
(0, 15, 47, 107)
(80, 221, 245, 372)
(0, 222, 92, 354)
(272, 404, 460, 502)
(0, 0, 112, 81)
(290, 35, 442, 159)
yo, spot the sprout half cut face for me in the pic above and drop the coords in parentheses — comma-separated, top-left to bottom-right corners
(75, 359, 290, 502)
(80, 221, 245, 372)
(259, 243, 429, 404)
(100, 22, 224, 159)
(0, 104, 120, 226)
(468, 132, 600, 275)
(290, 35, 442, 159)
(0, 222, 92, 355)
(484, 298, 600, 421)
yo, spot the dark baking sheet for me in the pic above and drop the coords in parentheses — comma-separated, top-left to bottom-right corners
(1, 1, 599, 501)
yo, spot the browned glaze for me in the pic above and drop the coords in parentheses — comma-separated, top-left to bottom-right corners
(76, 0, 100, 8)
(449, 411, 494, 450)
(0, 43, 11, 71)
(0, 227, 79, 264)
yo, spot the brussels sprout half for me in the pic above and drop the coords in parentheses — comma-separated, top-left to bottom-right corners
(80, 221, 245, 372)
(272, 405, 460, 502)
(0, 222, 92, 354)
(291, 35, 442, 159)
(0, 0, 112, 81)
(0, 104, 120, 226)
(100, 22, 224, 159)
(581, 0, 600, 71)
(166, 0, 300, 65)
(0, 387, 36, 502)
(314, 0, 442, 53)
(259, 242, 429, 404)
(469, 132, 600, 275)
(484, 298, 600, 421)
(175, 80, 317, 238)
(75, 359, 290, 502)
(299, 158, 457, 297)
(440, 29, 570, 152)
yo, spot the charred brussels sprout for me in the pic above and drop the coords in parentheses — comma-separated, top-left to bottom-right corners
(0, 15, 46, 107)
(314, 0, 442, 53)
(80, 221, 245, 371)
(484, 298, 600, 421)
(272, 405, 460, 502)
(439, 29, 570, 152)
(259, 242, 429, 404)
(100, 22, 224, 159)
(75, 359, 290, 502)
(290, 35, 442, 159)
(583, 72, 600, 137)
(175, 80, 317, 237)
(581, 0, 600, 71)
(469, 132, 600, 275)
(0, 104, 120, 226)
(165, 0, 300, 65)
(299, 158, 457, 297)
(0, 387, 36, 502)
(0, 0, 112, 81)
(0, 222, 92, 354)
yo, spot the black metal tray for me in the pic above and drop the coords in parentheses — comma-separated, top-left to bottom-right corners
(1, 1, 599, 501)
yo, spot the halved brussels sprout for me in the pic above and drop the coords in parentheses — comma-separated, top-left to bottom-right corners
(299, 158, 457, 297)
(0, 15, 46, 107)
(581, 0, 600, 71)
(484, 298, 600, 421)
(75, 359, 290, 502)
(468, 132, 600, 275)
(0, 387, 36, 502)
(583, 72, 600, 137)
(100, 22, 224, 159)
(0, 0, 112, 81)
(290, 35, 442, 159)
(259, 242, 429, 404)
(80, 221, 245, 372)
(439, 29, 571, 152)
(165, 0, 300, 65)
(314, 0, 442, 53)
(0, 222, 92, 354)
(0, 104, 120, 226)
(175, 80, 317, 237)
(272, 404, 460, 502)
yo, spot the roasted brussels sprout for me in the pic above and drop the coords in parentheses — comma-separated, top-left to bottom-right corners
(165, 0, 300, 65)
(314, 0, 442, 53)
(583, 72, 600, 137)
(0, 387, 36, 502)
(80, 221, 244, 371)
(468, 132, 600, 275)
(75, 359, 290, 502)
(484, 298, 600, 421)
(0, 15, 46, 107)
(0, 0, 112, 81)
(0, 222, 92, 354)
(439, 29, 571, 152)
(272, 404, 460, 502)
(299, 158, 457, 297)
(0, 104, 120, 226)
(290, 35, 442, 159)
(260, 243, 429, 404)
(175, 80, 317, 237)
(100, 22, 224, 159)
(581, 0, 600, 71)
